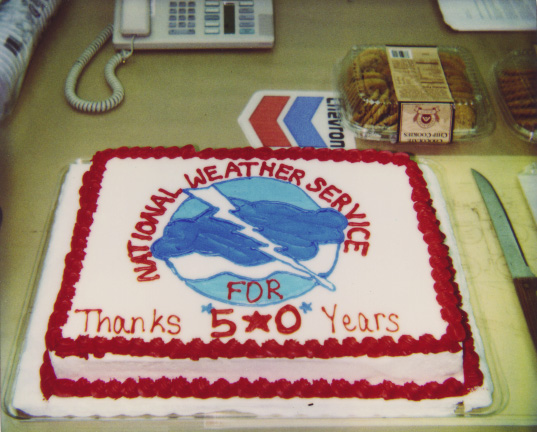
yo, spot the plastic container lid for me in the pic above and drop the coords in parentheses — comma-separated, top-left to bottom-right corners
(335, 45, 495, 143)
(493, 49, 537, 143)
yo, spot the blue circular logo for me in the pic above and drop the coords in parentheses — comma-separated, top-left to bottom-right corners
(151, 178, 348, 306)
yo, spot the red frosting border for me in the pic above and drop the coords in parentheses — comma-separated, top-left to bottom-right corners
(41, 145, 484, 400)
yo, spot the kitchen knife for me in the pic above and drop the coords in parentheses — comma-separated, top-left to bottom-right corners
(472, 169, 537, 351)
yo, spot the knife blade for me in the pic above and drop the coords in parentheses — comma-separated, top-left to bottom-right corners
(472, 169, 537, 351)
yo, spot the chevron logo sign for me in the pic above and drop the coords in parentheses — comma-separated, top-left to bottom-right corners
(238, 91, 356, 149)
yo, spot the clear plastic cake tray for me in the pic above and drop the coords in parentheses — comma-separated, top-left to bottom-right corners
(3, 156, 503, 425)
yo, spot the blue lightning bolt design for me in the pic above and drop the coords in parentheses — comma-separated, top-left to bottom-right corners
(187, 186, 336, 291)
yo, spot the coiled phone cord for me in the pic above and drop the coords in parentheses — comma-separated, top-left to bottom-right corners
(64, 25, 133, 113)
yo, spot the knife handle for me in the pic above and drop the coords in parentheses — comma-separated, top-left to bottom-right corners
(514, 277, 537, 352)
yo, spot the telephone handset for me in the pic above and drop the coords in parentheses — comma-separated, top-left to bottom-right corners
(117, 0, 151, 37)
(64, 0, 274, 113)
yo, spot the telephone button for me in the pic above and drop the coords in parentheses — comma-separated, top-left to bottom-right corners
(169, 29, 195, 35)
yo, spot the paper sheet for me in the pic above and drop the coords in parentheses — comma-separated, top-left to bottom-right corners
(519, 162, 537, 226)
(437, 0, 537, 31)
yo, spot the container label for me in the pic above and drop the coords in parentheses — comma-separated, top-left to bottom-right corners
(399, 102, 454, 143)
(387, 46, 455, 143)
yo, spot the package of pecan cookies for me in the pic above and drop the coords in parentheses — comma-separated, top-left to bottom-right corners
(493, 49, 537, 143)
(335, 45, 494, 143)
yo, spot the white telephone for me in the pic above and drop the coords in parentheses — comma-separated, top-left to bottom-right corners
(113, 0, 274, 49)
(64, 0, 274, 113)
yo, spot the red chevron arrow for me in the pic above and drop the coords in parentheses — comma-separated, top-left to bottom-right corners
(248, 96, 292, 147)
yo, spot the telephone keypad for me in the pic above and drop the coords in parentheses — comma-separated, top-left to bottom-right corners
(168, 0, 257, 36)
(169, 0, 196, 35)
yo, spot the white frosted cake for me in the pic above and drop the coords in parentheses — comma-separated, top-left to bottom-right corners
(11, 146, 492, 418)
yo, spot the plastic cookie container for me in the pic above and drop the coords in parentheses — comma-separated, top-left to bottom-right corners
(493, 49, 537, 143)
(335, 45, 494, 143)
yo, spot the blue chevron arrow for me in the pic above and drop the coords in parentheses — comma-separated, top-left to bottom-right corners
(283, 96, 326, 148)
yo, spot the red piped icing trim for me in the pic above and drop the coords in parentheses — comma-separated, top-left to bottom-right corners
(41, 349, 468, 401)
(41, 146, 483, 400)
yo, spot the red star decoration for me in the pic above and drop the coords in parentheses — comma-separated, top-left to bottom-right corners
(242, 311, 272, 333)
